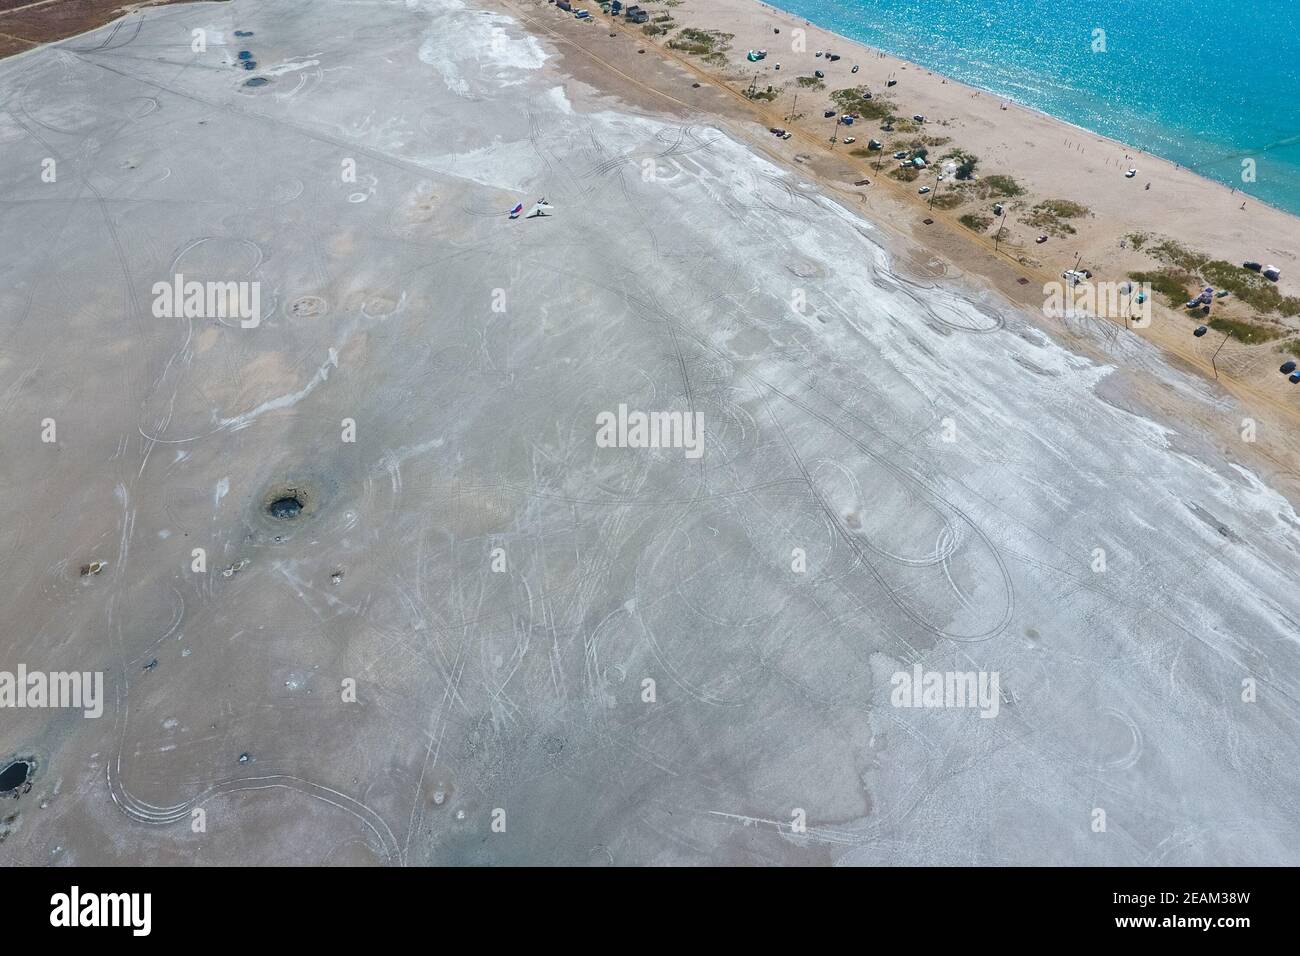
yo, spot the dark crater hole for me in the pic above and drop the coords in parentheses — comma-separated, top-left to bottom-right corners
(268, 495, 303, 519)
(0, 760, 32, 794)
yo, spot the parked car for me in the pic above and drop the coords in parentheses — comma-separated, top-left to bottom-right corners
(1194, 326, 1209, 337)
(918, 186, 931, 194)
(1281, 361, 1297, 374)
(1291, 372, 1300, 384)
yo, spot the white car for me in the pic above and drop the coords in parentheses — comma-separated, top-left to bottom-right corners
(918, 186, 931, 194)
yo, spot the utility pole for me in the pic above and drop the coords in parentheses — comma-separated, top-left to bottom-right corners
(1210, 329, 1229, 380)
(993, 208, 1008, 253)
(787, 92, 797, 123)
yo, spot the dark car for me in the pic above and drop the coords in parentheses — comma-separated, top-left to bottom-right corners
(1194, 325, 1208, 337)
(1282, 361, 1298, 374)
(1243, 261, 1262, 272)
(824, 109, 836, 118)
(814, 70, 825, 78)
(1291, 372, 1300, 384)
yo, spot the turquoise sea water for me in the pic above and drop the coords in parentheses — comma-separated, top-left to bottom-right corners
(763, 0, 1300, 215)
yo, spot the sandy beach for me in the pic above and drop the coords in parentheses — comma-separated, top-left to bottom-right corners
(2, 0, 1300, 865)
(504, 0, 1300, 494)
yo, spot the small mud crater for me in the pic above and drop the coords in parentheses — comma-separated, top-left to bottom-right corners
(243, 77, 271, 89)
(0, 759, 33, 796)
(288, 295, 327, 318)
(259, 481, 322, 526)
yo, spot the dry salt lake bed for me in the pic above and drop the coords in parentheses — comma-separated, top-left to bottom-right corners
(1, 0, 1299, 864)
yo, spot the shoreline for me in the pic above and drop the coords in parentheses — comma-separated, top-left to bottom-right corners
(498, 0, 1300, 500)
(747, 0, 1296, 220)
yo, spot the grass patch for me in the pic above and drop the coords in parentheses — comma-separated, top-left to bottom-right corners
(931, 191, 964, 210)
(1128, 269, 1195, 308)
(746, 87, 778, 101)
(829, 86, 893, 120)
(1208, 317, 1285, 344)
(1025, 198, 1090, 236)
(1137, 235, 1300, 317)
(894, 135, 950, 150)
(1124, 231, 1150, 252)
(889, 166, 920, 182)
(1146, 238, 1208, 272)
(959, 212, 991, 232)
(796, 75, 825, 90)
(955, 174, 1023, 201)
(1200, 260, 1300, 317)
(981, 174, 1023, 198)
(667, 27, 732, 58)
(641, 23, 670, 36)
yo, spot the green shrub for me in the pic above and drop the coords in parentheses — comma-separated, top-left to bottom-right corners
(1208, 317, 1285, 344)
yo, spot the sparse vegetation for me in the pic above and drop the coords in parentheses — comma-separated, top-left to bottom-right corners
(1135, 235, 1300, 317)
(667, 27, 732, 62)
(642, 23, 669, 36)
(959, 212, 991, 232)
(981, 175, 1024, 198)
(931, 191, 963, 210)
(796, 76, 825, 90)
(829, 87, 892, 120)
(1208, 317, 1285, 344)
(1129, 269, 1195, 308)
(889, 166, 920, 182)
(1200, 260, 1300, 318)
(1025, 198, 1090, 236)
(941, 148, 979, 180)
